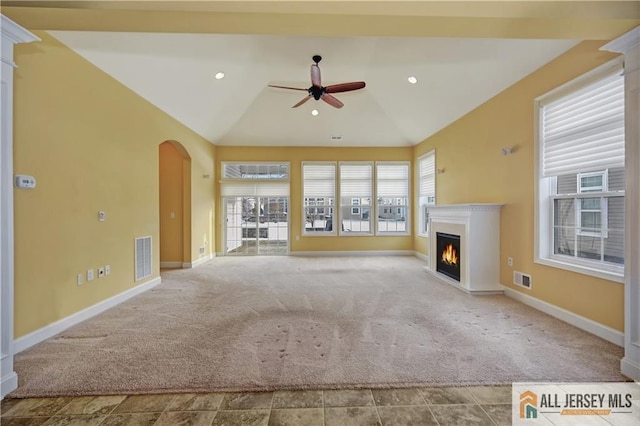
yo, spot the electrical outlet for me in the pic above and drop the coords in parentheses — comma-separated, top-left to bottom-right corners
(507, 257, 513, 267)
(105, 265, 110, 276)
(87, 269, 94, 281)
(98, 267, 105, 278)
(77, 274, 84, 286)
(199, 247, 205, 254)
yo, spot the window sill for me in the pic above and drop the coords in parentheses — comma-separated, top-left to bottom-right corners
(417, 233, 429, 238)
(375, 232, 410, 237)
(302, 232, 337, 237)
(535, 256, 624, 283)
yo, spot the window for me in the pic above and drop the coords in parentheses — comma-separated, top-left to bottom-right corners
(536, 61, 624, 281)
(577, 170, 608, 238)
(303, 163, 336, 234)
(376, 162, 409, 234)
(340, 163, 372, 234)
(418, 151, 436, 236)
(223, 162, 288, 180)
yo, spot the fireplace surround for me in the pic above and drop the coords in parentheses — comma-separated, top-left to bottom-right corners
(427, 204, 502, 295)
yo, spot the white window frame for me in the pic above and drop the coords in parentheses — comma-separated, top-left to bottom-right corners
(418, 151, 436, 237)
(302, 162, 337, 236)
(534, 59, 624, 283)
(351, 207, 361, 215)
(339, 162, 373, 236)
(375, 161, 410, 236)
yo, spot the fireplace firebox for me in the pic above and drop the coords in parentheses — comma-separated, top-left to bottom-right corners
(436, 232, 461, 282)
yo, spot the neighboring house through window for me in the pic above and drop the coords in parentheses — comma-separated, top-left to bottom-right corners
(535, 60, 625, 281)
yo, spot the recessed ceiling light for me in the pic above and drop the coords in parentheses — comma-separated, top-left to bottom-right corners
(215, 72, 225, 80)
(408, 76, 418, 84)
(311, 109, 319, 116)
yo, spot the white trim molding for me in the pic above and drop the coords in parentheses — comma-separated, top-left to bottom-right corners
(1, 14, 40, 400)
(182, 254, 213, 269)
(601, 25, 640, 381)
(503, 287, 624, 347)
(414, 251, 429, 263)
(160, 261, 183, 269)
(14, 277, 161, 354)
(0, 372, 17, 400)
(292, 250, 415, 257)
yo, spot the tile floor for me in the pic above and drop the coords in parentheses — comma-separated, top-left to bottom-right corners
(1, 386, 513, 425)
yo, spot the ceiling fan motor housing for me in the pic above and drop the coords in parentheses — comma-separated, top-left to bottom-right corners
(309, 85, 324, 100)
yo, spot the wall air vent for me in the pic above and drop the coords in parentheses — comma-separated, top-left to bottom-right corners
(331, 135, 343, 141)
(513, 271, 532, 289)
(135, 236, 152, 281)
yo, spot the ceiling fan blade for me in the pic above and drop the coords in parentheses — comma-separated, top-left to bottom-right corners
(325, 81, 366, 93)
(311, 64, 321, 87)
(321, 93, 344, 109)
(292, 95, 312, 108)
(269, 85, 308, 91)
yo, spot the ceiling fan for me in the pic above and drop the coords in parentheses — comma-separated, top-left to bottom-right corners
(269, 55, 366, 109)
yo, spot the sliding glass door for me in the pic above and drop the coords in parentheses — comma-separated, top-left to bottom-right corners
(224, 196, 289, 255)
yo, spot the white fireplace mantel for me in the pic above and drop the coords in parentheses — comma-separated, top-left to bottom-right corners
(427, 204, 503, 295)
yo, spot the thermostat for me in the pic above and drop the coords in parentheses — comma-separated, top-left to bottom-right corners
(14, 175, 36, 189)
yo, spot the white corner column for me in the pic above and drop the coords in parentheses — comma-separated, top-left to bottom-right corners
(602, 26, 640, 381)
(1, 15, 39, 399)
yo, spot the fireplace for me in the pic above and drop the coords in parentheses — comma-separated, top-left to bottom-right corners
(436, 232, 461, 282)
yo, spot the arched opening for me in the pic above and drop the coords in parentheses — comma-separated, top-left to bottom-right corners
(159, 140, 191, 268)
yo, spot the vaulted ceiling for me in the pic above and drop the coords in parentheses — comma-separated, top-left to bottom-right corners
(4, 1, 639, 147)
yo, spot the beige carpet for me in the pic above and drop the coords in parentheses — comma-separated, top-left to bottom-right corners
(11, 256, 626, 397)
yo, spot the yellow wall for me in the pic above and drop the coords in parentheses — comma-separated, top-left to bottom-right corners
(413, 41, 624, 331)
(215, 146, 413, 254)
(13, 32, 215, 337)
(159, 142, 185, 263)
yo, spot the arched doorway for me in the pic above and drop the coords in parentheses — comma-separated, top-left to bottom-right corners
(159, 141, 191, 268)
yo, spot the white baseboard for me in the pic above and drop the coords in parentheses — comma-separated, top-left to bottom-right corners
(14, 277, 161, 354)
(503, 287, 624, 347)
(292, 250, 415, 257)
(1, 372, 17, 399)
(414, 251, 429, 263)
(621, 357, 640, 381)
(182, 254, 213, 269)
(160, 262, 182, 268)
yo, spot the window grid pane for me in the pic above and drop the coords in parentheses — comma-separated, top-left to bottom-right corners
(340, 164, 372, 234)
(303, 163, 336, 234)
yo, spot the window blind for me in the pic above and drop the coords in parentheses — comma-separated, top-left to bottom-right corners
(419, 152, 435, 198)
(340, 163, 372, 197)
(377, 164, 409, 197)
(542, 70, 624, 177)
(303, 164, 335, 198)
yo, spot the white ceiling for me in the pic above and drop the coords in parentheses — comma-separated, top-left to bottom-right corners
(49, 31, 578, 147)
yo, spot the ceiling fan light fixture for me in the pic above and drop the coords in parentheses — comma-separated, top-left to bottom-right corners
(214, 72, 225, 80)
(311, 109, 319, 116)
(408, 76, 418, 84)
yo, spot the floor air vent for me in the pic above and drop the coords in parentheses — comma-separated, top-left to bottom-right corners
(513, 271, 532, 289)
(135, 236, 152, 281)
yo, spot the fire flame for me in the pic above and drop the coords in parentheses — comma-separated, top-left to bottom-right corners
(441, 243, 458, 266)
